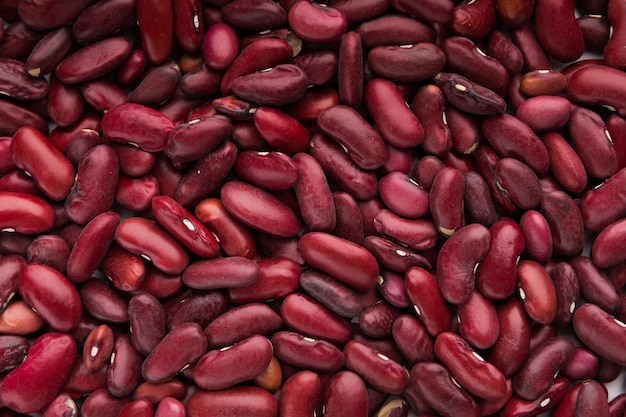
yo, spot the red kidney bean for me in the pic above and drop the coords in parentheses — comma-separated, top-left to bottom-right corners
(541, 190, 585, 257)
(571, 256, 620, 313)
(195, 198, 256, 259)
(405, 266, 453, 337)
(513, 336, 575, 401)
(308, 132, 378, 200)
(80, 388, 131, 417)
(359, 300, 401, 339)
(411, 84, 451, 156)
(279, 370, 321, 417)
(282, 292, 352, 345)
(62, 356, 107, 398)
(80, 78, 128, 113)
(435, 72, 507, 116)
(271, 331, 345, 373)
(25, 27, 73, 76)
(511, 23, 553, 71)
(292, 152, 336, 232)
(299, 231, 378, 292)
(577, 15, 611, 54)
(153, 397, 186, 417)
(457, 288, 499, 350)
(292, 52, 337, 88)
(487, 29, 524, 75)
(115, 175, 160, 213)
(355, 14, 435, 48)
(26, 234, 69, 273)
(179, 65, 221, 99)
(332, 191, 364, 244)
(56, 37, 132, 84)
(475, 218, 524, 300)
(574, 303, 626, 366)
(187, 386, 277, 417)
(365, 78, 424, 148)
(232, 64, 307, 107)
(451, 0, 497, 39)
(115, 398, 154, 417)
(436, 223, 490, 305)
(0, 299, 46, 335)
(298, 269, 365, 319)
(496, 157, 542, 210)
(115, 217, 189, 275)
(233, 151, 297, 191)
(228, 257, 300, 305)
(203, 23, 238, 71)
(47, 78, 85, 128)
(534, 0, 584, 62)
(541, 131, 588, 194)
(518, 209, 552, 264)
(517, 260, 557, 325)
(204, 303, 282, 349)
(72, 0, 136, 44)
(376, 270, 411, 308)
(392, 314, 434, 365)
(136, 0, 174, 64)
(134, 266, 184, 301)
(551, 262, 580, 327)
(446, 107, 478, 157)
(0, 335, 28, 372)
(102, 103, 175, 152)
(429, 167, 464, 236)
(83, 324, 114, 373)
(409, 361, 480, 417)
(368, 43, 446, 84)
(562, 346, 600, 381)
(127, 61, 180, 107)
(41, 392, 78, 417)
(66, 211, 119, 284)
(79, 278, 129, 324)
(128, 294, 166, 357)
(434, 331, 507, 401)
(163, 289, 227, 329)
(378, 172, 428, 219)
(173, 0, 203, 53)
(183, 257, 260, 290)
(324, 370, 369, 417)
(222, 0, 287, 30)
(289, 1, 347, 43)
(581, 168, 626, 232)
(220, 180, 300, 237)
(501, 376, 569, 417)
(609, 393, 626, 417)
(373, 209, 438, 251)
(364, 237, 431, 275)
(17, 0, 92, 30)
(441, 36, 509, 92)
(10, 126, 75, 201)
(567, 64, 626, 117)
(0, 169, 41, 195)
(463, 170, 498, 227)
(0, 332, 76, 414)
(575, 379, 610, 417)
(592, 218, 626, 268)
(604, 0, 626, 69)
(0, 99, 48, 136)
(489, 297, 531, 378)
(252, 107, 309, 154)
(142, 322, 207, 383)
(569, 106, 618, 180)
(390, 0, 453, 24)
(0, 58, 49, 100)
(0, 254, 23, 310)
(516, 96, 571, 133)
(19, 263, 82, 332)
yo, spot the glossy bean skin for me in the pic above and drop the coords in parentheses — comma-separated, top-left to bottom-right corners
(516, 96, 571, 133)
(0, 335, 29, 372)
(324, 370, 368, 417)
(79, 388, 131, 417)
(128, 294, 166, 357)
(152, 195, 220, 259)
(434, 331, 507, 401)
(367, 43, 446, 84)
(288, 0, 346, 43)
(65, 144, 119, 225)
(308, 132, 378, 201)
(232, 64, 307, 107)
(299, 232, 378, 292)
(457, 289, 499, 350)
(204, 303, 282, 349)
(364, 237, 431, 274)
(355, 14, 435, 48)
(72, 0, 136, 44)
(517, 260, 557, 325)
(451, 0, 497, 39)
(429, 167, 464, 236)
(567, 64, 626, 117)
(165, 115, 232, 164)
(365, 78, 423, 148)
(571, 256, 620, 313)
(195, 198, 256, 259)
(0, 99, 48, 136)
(519, 209, 553, 264)
(0, 299, 46, 335)
(221, 181, 300, 238)
(494, 0, 535, 27)
(541, 131, 587, 194)
(592, 218, 626, 268)
(378, 171, 429, 219)
(534, 0, 584, 62)
(412, 84, 451, 157)
(500, 376, 569, 417)
(332, 192, 365, 245)
(10, 126, 74, 201)
(183, 257, 260, 290)
(298, 269, 365, 319)
(581, 168, 626, 232)
(434, 72, 507, 115)
(476, 219, 524, 300)
(293, 152, 336, 232)
(115, 217, 189, 275)
(234, 151, 298, 191)
(17, 0, 93, 31)
(317, 104, 388, 170)
(0, 255, 23, 310)
(392, 314, 434, 365)
(568, 106, 618, 180)
(227, 257, 301, 305)
(605, 0, 626, 69)
(573, 303, 626, 365)
(142, 322, 207, 383)
(279, 370, 322, 417)
(489, 298, 531, 377)
(513, 337, 576, 401)
(0, 57, 50, 99)
(18, 263, 82, 332)
(409, 361, 481, 417)
(187, 386, 277, 417)
(390, 0, 454, 24)
(436, 223, 491, 305)
(83, 324, 114, 372)
(253, 107, 309, 154)
(0, 333, 76, 414)
(541, 191, 585, 257)
(56, 37, 133, 84)
(115, 175, 160, 213)
(136, 0, 174, 64)
(79, 278, 129, 324)
(163, 289, 227, 330)
(271, 331, 345, 373)
(66, 211, 119, 284)
(575, 379, 609, 417)
(373, 209, 439, 251)
(103, 243, 146, 292)
(344, 340, 409, 395)
(405, 267, 453, 337)
(463, 171, 498, 227)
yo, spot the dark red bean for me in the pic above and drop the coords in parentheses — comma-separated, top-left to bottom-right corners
(187, 386, 277, 417)
(405, 266, 453, 337)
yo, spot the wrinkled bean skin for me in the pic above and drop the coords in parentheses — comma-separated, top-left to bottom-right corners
(573, 303, 626, 365)
(437, 223, 491, 305)
(1, 333, 76, 414)
(0, 335, 28, 373)
(187, 386, 277, 417)
(409, 361, 481, 417)
(513, 337, 575, 401)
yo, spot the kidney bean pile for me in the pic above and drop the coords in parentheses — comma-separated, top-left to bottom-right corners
(1, 0, 626, 416)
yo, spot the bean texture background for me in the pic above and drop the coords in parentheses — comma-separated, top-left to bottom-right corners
(0, 0, 625, 416)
